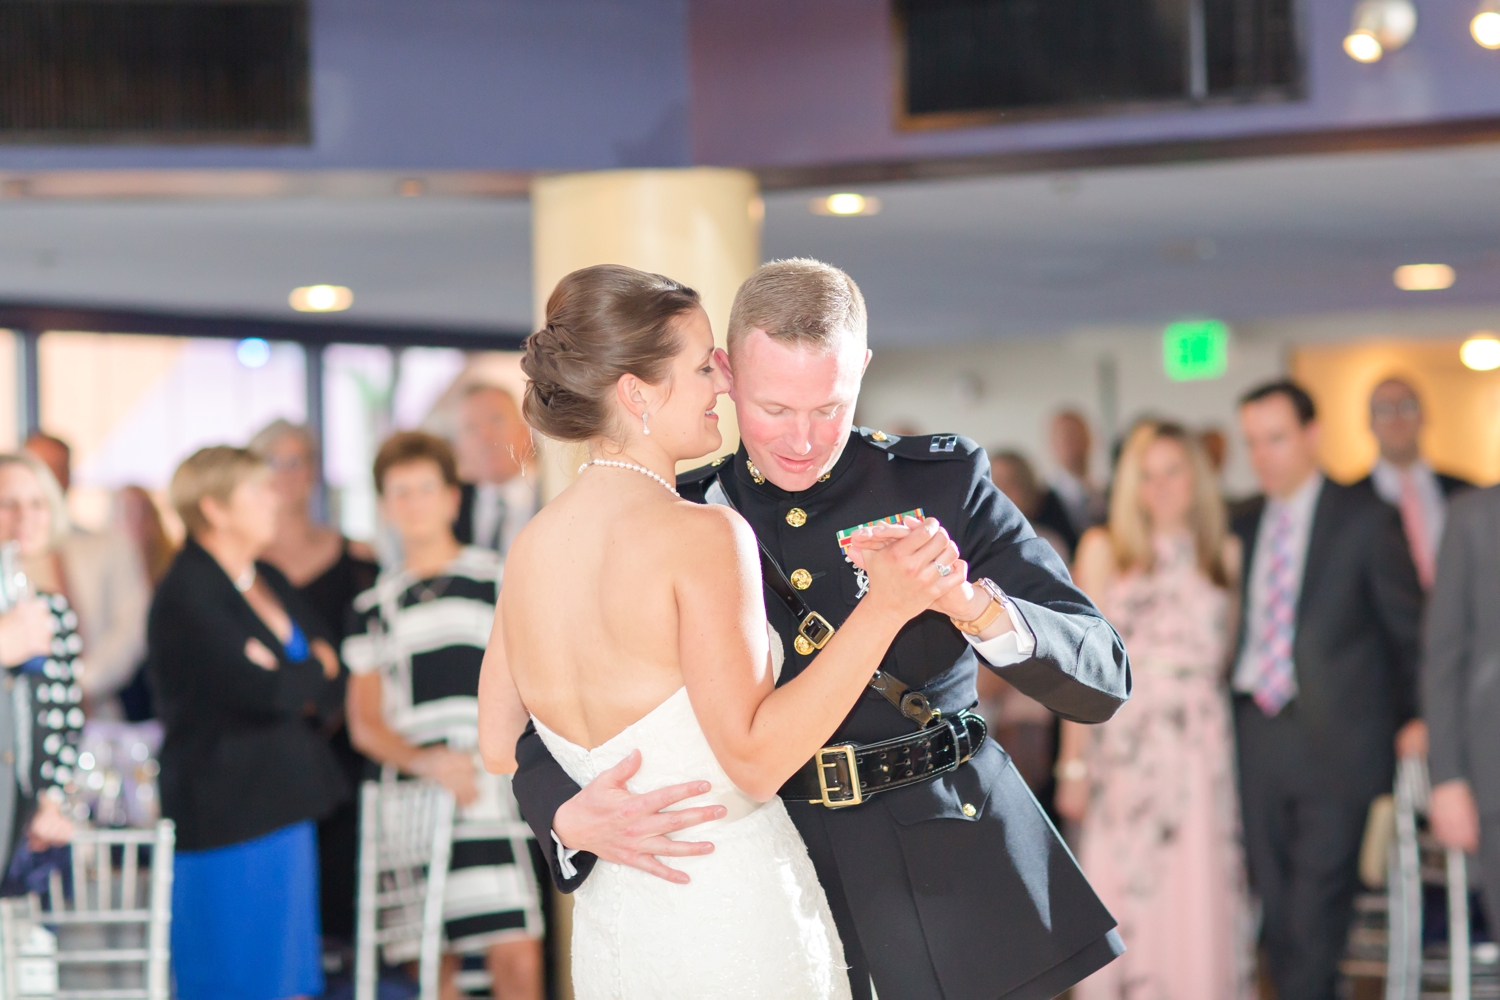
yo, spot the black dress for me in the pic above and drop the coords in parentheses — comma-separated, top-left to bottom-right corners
(296, 538, 378, 945)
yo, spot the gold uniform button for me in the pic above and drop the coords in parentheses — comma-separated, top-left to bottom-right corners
(790, 568, 813, 590)
(870, 430, 888, 441)
(785, 507, 807, 527)
(794, 635, 815, 656)
(962, 802, 977, 818)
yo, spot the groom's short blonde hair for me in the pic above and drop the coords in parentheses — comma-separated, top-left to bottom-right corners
(726, 258, 867, 355)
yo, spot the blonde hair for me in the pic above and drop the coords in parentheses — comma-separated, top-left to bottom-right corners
(0, 452, 71, 548)
(726, 258, 867, 354)
(248, 418, 318, 463)
(169, 446, 267, 538)
(1107, 421, 1229, 587)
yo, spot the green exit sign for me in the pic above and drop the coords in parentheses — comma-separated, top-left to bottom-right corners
(1163, 320, 1229, 381)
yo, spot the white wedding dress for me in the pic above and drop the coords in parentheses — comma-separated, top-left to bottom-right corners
(531, 629, 851, 1000)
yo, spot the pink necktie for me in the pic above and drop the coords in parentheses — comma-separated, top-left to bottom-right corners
(1397, 470, 1435, 590)
(1253, 507, 1298, 716)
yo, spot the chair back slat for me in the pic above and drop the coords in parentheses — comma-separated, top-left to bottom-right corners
(120, 842, 137, 914)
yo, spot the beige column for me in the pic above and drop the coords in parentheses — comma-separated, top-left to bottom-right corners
(530, 167, 762, 500)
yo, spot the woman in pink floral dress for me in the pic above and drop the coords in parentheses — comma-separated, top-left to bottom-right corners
(1060, 421, 1254, 1000)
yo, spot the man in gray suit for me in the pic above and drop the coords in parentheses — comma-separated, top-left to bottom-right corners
(1422, 484, 1500, 924)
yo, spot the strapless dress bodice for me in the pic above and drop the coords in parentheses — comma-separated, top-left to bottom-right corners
(532, 685, 766, 835)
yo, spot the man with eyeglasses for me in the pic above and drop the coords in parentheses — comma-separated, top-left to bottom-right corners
(1354, 378, 1472, 592)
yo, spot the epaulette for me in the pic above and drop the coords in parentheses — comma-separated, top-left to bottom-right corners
(675, 454, 731, 499)
(857, 427, 980, 462)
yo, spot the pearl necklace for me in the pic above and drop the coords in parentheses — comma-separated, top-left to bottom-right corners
(234, 566, 256, 593)
(578, 459, 680, 498)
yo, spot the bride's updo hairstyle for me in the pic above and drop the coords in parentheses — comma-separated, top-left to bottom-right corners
(521, 264, 702, 442)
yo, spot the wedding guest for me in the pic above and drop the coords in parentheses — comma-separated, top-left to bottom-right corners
(1231, 381, 1422, 1000)
(22, 433, 149, 718)
(150, 446, 347, 1000)
(0, 453, 86, 865)
(248, 418, 379, 959)
(1354, 377, 1472, 590)
(1048, 410, 1108, 538)
(1057, 422, 1253, 1000)
(977, 449, 1069, 808)
(989, 448, 1073, 559)
(1421, 483, 1500, 932)
(344, 432, 542, 1000)
(109, 486, 178, 721)
(453, 385, 537, 557)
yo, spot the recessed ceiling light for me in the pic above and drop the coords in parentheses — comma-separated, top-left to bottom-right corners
(1474, 3, 1500, 47)
(1392, 263, 1454, 291)
(1344, 31, 1383, 61)
(1461, 333, 1500, 370)
(1344, 0, 1416, 62)
(811, 193, 880, 216)
(289, 284, 353, 312)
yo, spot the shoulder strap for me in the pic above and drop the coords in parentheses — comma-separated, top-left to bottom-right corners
(703, 473, 939, 728)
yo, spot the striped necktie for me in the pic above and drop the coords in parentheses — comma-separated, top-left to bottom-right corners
(1253, 505, 1298, 716)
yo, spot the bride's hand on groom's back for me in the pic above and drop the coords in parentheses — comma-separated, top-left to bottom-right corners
(845, 516, 968, 622)
(554, 748, 729, 885)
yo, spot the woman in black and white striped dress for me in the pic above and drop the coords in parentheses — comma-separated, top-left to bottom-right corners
(344, 432, 542, 999)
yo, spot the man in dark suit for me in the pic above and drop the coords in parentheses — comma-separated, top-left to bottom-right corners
(1422, 484, 1500, 930)
(1352, 377, 1472, 590)
(1232, 380, 1424, 1000)
(511, 258, 1131, 1000)
(452, 384, 536, 557)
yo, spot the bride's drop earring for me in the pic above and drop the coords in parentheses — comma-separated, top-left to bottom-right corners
(642, 411, 651, 436)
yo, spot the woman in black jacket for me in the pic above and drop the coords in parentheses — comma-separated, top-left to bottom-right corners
(148, 446, 347, 1000)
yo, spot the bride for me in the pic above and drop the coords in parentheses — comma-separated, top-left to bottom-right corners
(478, 264, 966, 999)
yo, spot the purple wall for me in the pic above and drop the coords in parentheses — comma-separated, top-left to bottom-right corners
(687, 0, 1500, 169)
(0, 0, 691, 171)
(5, 0, 1500, 174)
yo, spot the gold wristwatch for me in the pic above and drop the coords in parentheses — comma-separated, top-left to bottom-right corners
(950, 577, 1007, 636)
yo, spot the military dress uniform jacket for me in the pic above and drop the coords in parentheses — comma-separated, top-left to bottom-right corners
(512, 429, 1132, 1000)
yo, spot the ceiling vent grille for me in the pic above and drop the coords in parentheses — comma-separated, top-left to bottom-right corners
(0, 0, 309, 144)
(897, 0, 1300, 128)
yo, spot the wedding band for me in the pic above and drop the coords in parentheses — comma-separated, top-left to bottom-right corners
(935, 562, 952, 578)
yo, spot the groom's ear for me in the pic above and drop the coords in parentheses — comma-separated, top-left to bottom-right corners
(861, 348, 872, 375)
(714, 347, 735, 393)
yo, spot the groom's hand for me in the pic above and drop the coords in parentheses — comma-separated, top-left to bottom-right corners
(552, 748, 727, 885)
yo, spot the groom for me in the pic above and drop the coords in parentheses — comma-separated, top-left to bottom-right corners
(512, 258, 1130, 999)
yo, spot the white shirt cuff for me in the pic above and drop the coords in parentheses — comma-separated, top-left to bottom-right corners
(963, 594, 1036, 667)
(552, 830, 580, 880)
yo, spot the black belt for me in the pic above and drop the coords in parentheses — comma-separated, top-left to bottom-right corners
(781, 711, 987, 808)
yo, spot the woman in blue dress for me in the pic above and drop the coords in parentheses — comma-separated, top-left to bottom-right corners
(148, 446, 348, 1000)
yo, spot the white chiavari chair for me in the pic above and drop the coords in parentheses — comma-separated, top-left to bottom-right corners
(0, 819, 174, 1000)
(354, 777, 455, 1000)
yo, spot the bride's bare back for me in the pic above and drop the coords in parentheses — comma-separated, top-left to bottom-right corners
(502, 468, 765, 751)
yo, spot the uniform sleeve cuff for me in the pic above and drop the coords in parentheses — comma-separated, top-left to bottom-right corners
(552, 830, 581, 880)
(962, 593, 1036, 667)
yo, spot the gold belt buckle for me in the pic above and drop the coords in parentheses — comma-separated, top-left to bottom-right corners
(793, 612, 835, 656)
(812, 743, 862, 808)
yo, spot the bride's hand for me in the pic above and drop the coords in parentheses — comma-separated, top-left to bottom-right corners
(847, 516, 967, 622)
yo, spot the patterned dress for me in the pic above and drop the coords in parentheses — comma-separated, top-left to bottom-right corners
(1074, 534, 1254, 1000)
(343, 546, 542, 961)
